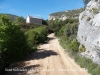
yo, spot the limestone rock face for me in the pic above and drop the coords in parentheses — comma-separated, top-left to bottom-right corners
(48, 15, 67, 21)
(48, 8, 84, 21)
(77, 0, 100, 64)
(48, 15, 56, 21)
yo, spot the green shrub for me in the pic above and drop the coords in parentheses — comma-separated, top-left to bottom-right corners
(25, 30, 39, 46)
(64, 23, 78, 39)
(91, 65, 100, 75)
(57, 25, 66, 36)
(92, 8, 99, 14)
(47, 19, 64, 35)
(79, 44, 86, 52)
(68, 39, 80, 52)
(83, 0, 91, 6)
(87, 17, 91, 21)
(0, 15, 29, 74)
(75, 56, 100, 75)
(25, 26, 48, 48)
(33, 26, 48, 43)
(68, 18, 78, 24)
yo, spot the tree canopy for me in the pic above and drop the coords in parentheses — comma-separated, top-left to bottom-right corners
(83, 0, 91, 6)
(14, 16, 25, 24)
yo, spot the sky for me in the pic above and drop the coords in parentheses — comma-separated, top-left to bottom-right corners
(0, 0, 84, 20)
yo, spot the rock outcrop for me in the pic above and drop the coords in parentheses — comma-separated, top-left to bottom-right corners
(48, 15, 57, 21)
(48, 14, 68, 21)
(48, 8, 84, 21)
(77, 0, 100, 64)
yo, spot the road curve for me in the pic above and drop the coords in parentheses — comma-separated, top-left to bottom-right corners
(6, 33, 90, 75)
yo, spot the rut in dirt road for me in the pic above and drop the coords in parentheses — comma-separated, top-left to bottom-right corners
(6, 33, 90, 75)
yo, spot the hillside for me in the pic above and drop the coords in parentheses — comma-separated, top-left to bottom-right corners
(0, 13, 21, 22)
(48, 8, 84, 20)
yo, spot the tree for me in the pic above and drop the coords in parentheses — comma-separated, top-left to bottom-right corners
(42, 19, 48, 25)
(47, 19, 64, 35)
(83, 0, 91, 6)
(0, 15, 29, 74)
(14, 16, 25, 24)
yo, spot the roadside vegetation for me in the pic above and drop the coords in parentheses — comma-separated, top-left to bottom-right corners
(0, 15, 48, 75)
(48, 17, 100, 75)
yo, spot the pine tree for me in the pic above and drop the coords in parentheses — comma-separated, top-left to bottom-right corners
(83, 0, 91, 6)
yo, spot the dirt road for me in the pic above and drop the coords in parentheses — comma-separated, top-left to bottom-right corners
(6, 33, 90, 75)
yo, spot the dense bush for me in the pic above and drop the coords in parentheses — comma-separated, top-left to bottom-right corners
(57, 18, 79, 40)
(83, 0, 91, 6)
(25, 30, 38, 46)
(0, 14, 48, 74)
(14, 16, 25, 24)
(68, 39, 80, 52)
(48, 18, 80, 56)
(48, 18, 80, 54)
(57, 25, 66, 36)
(25, 26, 48, 48)
(33, 26, 48, 43)
(79, 44, 86, 52)
(67, 18, 79, 24)
(87, 17, 91, 21)
(25, 30, 38, 53)
(56, 18, 100, 75)
(47, 19, 64, 34)
(48, 13, 100, 75)
(0, 15, 29, 74)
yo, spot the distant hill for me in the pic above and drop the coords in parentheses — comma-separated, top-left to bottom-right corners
(48, 8, 84, 20)
(0, 13, 22, 22)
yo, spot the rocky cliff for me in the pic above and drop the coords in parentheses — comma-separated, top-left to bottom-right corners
(48, 14, 68, 21)
(77, 0, 100, 64)
(48, 8, 84, 21)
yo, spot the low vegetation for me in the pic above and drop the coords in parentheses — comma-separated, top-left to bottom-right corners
(87, 17, 91, 21)
(92, 8, 99, 14)
(68, 39, 80, 52)
(0, 15, 29, 74)
(75, 56, 100, 75)
(79, 44, 86, 52)
(83, 0, 91, 6)
(0, 13, 24, 22)
(0, 15, 48, 75)
(48, 17, 100, 75)
(25, 26, 48, 47)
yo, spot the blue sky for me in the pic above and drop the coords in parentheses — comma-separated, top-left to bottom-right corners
(0, 0, 84, 20)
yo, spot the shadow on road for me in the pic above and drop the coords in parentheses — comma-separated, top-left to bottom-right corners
(25, 49, 58, 61)
(48, 37, 55, 40)
(6, 49, 58, 75)
(6, 64, 41, 75)
(6, 34, 58, 75)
